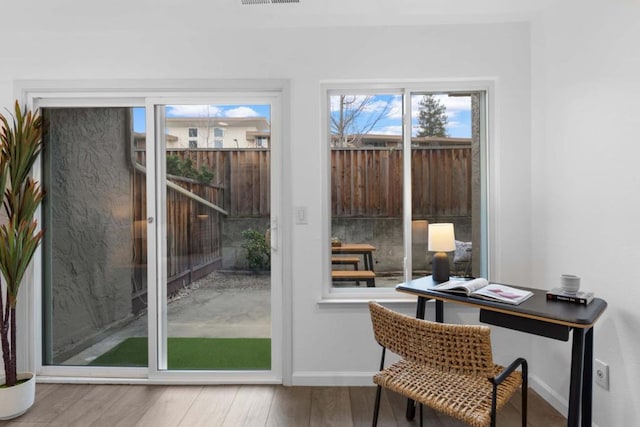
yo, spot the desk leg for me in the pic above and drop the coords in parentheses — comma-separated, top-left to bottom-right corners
(416, 296, 427, 320)
(406, 297, 429, 420)
(435, 300, 444, 323)
(581, 327, 594, 427)
(568, 328, 586, 427)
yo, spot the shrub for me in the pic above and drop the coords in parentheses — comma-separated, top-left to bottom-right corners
(241, 229, 270, 270)
(166, 155, 214, 184)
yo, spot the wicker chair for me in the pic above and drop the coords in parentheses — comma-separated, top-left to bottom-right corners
(369, 301, 527, 427)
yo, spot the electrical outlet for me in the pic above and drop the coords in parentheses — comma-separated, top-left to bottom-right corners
(595, 359, 609, 390)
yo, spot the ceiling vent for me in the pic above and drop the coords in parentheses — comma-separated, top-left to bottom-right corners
(241, 0, 300, 5)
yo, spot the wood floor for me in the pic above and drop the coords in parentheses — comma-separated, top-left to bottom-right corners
(1, 383, 566, 427)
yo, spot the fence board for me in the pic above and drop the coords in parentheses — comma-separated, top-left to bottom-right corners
(137, 147, 471, 218)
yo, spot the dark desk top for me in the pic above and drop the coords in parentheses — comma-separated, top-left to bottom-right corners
(396, 276, 607, 329)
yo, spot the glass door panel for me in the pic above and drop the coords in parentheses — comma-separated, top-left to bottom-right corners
(157, 102, 272, 372)
(42, 107, 148, 367)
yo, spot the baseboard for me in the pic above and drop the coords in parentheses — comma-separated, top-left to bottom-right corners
(529, 374, 601, 427)
(291, 371, 375, 386)
(529, 374, 568, 416)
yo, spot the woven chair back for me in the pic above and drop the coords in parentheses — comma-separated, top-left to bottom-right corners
(369, 301, 495, 377)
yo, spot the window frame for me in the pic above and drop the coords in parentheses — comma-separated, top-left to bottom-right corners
(320, 80, 493, 302)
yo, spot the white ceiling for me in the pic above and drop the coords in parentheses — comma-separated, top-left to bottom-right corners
(225, 0, 553, 27)
(5, 0, 555, 32)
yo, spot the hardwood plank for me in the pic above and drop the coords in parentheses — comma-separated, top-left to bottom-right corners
(348, 386, 381, 427)
(0, 384, 566, 427)
(496, 393, 524, 427)
(135, 386, 202, 427)
(178, 385, 238, 427)
(5, 384, 94, 424)
(93, 385, 165, 427)
(310, 386, 353, 427)
(32, 383, 57, 401)
(221, 385, 274, 427)
(50, 385, 128, 427)
(527, 389, 566, 427)
(266, 385, 311, 427)
(385, 389, 447, 427)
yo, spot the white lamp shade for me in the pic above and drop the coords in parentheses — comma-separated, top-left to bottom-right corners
(428, 223, 456, 252)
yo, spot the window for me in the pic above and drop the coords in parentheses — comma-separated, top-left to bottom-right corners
(214, 127, 224, 148)
(326, 85, 487, 295)
(189, 127, 198, 138)
(256, 136, 268, 148)
(189, 140, 198, 148)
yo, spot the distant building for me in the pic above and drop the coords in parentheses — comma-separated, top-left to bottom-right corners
(166, 117, 270, 149)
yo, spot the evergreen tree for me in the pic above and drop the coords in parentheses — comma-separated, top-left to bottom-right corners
(416, 95, 448, 137)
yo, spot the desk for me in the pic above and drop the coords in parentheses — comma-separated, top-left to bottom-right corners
(332, 243, 376, 271)
(396, 275, 607, 427)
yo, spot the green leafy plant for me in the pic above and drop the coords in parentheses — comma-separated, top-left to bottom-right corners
(166, 154, 214, 184)
(241, 229, 270, 270)
(0, 102, 44, 388)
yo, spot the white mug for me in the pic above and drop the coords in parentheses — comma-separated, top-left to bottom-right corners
(561, 274, 580, 294)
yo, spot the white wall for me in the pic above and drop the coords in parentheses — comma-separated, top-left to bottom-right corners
(1, 0, 534, 407)
(531, 1, 640, 425)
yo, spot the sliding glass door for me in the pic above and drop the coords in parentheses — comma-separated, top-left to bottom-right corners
(150, 99, 279, 377)
(38, 91, 282, 383)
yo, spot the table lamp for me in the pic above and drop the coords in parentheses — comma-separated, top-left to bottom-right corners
(428, 223, 455, 282)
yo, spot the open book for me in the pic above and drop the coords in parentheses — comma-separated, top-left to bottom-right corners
(433, 278, 533, 305)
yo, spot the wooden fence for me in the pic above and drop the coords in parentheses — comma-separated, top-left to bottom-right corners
(331, 147, 472, 217)
(131, 146, 471, 309)
(139, 146, 472, 218)
(131, 167, 225, 312)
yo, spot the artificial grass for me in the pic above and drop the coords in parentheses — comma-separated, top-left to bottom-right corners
(89, 337, 271, 370)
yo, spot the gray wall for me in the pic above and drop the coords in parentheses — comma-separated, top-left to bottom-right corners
(45, 108, 134, 361)
(221, 218, 270, 270)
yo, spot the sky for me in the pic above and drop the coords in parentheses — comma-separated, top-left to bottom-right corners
(133, 95, 471, 138)
(133, 104, 271, 133)
(329, 94, 472, 138)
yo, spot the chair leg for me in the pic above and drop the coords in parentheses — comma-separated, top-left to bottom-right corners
(419, 403, 424, 427)
(372, 385, 382, 427)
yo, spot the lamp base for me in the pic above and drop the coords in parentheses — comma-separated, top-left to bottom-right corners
(432, 252, 450, 283)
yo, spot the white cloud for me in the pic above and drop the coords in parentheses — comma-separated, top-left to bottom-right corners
(165, 104, 262, 119)
(223, 106, 260, 118)
(410, 94, 471, 120)
(373, 125, 403, 135)
(385, 98, 404, 119)
(166, 105, 223, 117)
(438, 94, 471, 114)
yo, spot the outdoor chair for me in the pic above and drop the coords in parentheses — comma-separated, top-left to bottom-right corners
(368, 301, 527, 427)
(453, 240, 473, 277)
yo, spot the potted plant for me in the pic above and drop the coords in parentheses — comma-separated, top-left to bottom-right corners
(0, 101, 44, 419)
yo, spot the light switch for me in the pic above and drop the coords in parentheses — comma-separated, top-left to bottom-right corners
(295, 206, 308, 224)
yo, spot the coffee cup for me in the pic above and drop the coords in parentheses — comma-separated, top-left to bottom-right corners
(561, 274, 580, 294)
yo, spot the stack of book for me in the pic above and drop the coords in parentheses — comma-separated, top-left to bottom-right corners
(546, 288, 594, 305)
